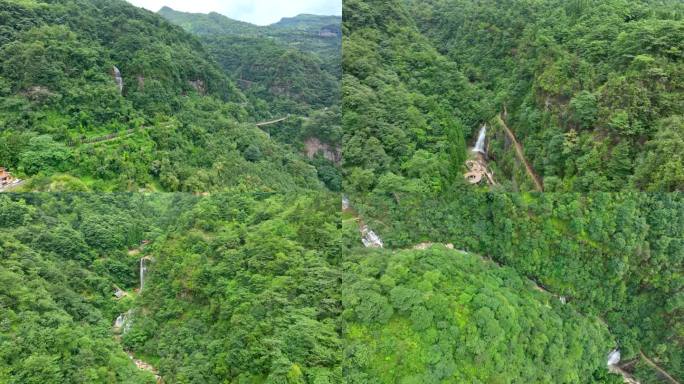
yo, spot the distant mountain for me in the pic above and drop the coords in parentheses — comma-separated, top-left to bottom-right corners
(271, 14, 342, 37)
(157, 7, 341, 71)
(158, 6, 260, 36)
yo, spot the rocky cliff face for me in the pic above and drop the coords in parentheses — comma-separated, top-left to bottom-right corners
(305, 137, 341, 164)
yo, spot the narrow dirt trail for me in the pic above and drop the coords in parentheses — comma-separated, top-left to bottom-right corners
(256, 116, 288, 126)
(639, 350, 680, 384)
(495, 115, 544, 192)
(68, 127, 145, 147)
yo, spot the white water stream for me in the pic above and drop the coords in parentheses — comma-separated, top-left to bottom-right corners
(473, 125, 487, 154)
(112, 66, 123, 94)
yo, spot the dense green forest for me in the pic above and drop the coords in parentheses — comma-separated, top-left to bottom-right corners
(346, 190, 683, 383)
(4, 191, 660, 383)
(343, 0, 683, 193)
(0, 194, 163, 383)
(158, 7, 341, 116)
(0, 192, 341, 383)
(2, 1, 681, 383)
(343, 246, 619, 383)
(123, 193, 342, 383)
(158, 8, 341, 78)
(0, 0, 337, 192)
(343, 1, 682, 381)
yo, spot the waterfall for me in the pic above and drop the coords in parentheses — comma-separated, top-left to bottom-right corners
(139, 258, 147, 292)
(112, 66, 123, 94)
(113, 309, 133, 334)
(342, 195, 350, 211)
(472, 125, 487, 154)
(607, 349, 621, 366)
(114, 313, 125, 329)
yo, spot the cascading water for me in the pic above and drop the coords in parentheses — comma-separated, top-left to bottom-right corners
(473, 125, 487, 154)
(607, 349, 621, 366)
(114, 313, 125, 329)
(140, 258, 147, 292)
(112, 66, 123, 94)
(342, 195, 350, 211)
(113, 309, 133, 334)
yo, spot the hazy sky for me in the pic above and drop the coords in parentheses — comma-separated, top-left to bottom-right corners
(126, 0, 341, 26)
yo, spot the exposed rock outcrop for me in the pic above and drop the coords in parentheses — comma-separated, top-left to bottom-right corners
(188, 79, 206, 95)
(360, 224, 383, 248)
(305, 137, 341, 164)
(464, 157, 495, 185)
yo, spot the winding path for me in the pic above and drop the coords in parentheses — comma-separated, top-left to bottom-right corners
(67, 117, 288, 147)
(69, 128, 147, 147)
(639, 350, 680, 384)
(495, 114, 544, 192)
(256, 116, 289, 127)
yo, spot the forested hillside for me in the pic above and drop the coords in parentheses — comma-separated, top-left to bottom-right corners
(347, 191, 683, 383)
(158, 7, 341, 117)
(0, 0, 330, 192)
(158, 7, 343, 191)
(343, 246, 618, 383)
(343, 0, 683, 193)
(159, 7, 341, 115)
(158, 8, 341, 76)
(0, 194, 165, 383)
(0, 192, 341, 383)
(123, 193, 342, 383)
(342, 0, 491, 195)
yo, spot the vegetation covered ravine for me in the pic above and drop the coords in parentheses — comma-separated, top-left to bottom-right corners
(342, 0, 683, 194)
(344, 191, 683, 383)
(0, 193, 342, 383)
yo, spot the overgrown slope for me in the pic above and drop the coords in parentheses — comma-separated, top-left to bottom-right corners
(349, 191, 683, 383)
(342, 0, 492, 195)
(159, 7, 341, 116)
(0, 192, 342, 383)
(343, 0, 683, 192)
(343, 246, 618, 383)
(406, 0, 684, 192)
(0, 0, 324, 192)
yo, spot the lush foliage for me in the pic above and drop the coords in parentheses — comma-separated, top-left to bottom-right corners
(158, 8, 341, 77)
(158, 6, 343, 192)
(159, 7, 341, 117)
(0, 193, 163, 383)
(124, 193, 342, 383)
(343, 0, 683, 192)
(0, 0, 329, 192)
(348, 190, 683, 382)
(412, 0, 684, 192)
(0, 192, 342, 383)
(343, 246, 618, 383)
(342, 0, 492, 195)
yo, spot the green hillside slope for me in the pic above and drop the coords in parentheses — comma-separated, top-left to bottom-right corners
(343, 246, 619, 383)
(348, 191, 683, 383)
(0, 0, 324, 192)
(0, 192, 341, 383)
(343, 0, 683, 193)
